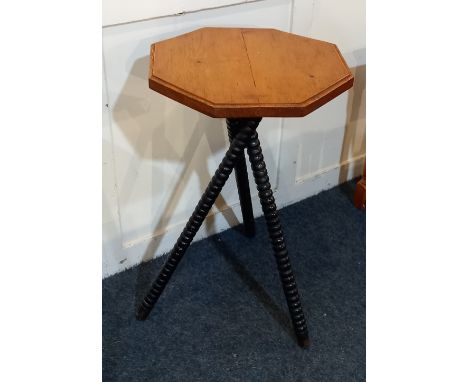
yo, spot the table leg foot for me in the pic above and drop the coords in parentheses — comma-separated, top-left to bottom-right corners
(298, 335, 310, 348)
(136, 305, 150, 321)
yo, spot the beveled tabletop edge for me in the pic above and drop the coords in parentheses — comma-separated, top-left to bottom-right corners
(149, 73, 353, 118)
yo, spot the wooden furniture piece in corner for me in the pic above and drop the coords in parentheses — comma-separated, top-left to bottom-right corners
(354, 162, 366, 209)
(136, 27, 354, 348)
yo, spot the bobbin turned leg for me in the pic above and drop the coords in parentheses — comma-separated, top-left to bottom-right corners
(227, 118, 256, 237)
(136, 127, 253, 321)
(245, 121, 310, 348)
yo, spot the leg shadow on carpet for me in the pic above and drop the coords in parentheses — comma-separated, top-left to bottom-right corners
(210, 234, 296, 343)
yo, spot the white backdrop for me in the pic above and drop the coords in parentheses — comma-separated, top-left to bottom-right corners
(102, 0, 366, 277)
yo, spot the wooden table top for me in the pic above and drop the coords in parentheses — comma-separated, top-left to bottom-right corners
(149, 27, 353, 118)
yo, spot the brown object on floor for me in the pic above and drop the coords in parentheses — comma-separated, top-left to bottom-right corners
(149, 27, 354, 118)
(354, 163, 366, 209)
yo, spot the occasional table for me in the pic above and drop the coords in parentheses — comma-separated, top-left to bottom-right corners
(136, 27, 354, 348)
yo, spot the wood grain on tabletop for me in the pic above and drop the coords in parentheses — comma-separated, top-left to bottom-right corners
(149, 27, 354, 118)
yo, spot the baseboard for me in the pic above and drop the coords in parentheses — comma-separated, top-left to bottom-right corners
(102, 154, 365, 278)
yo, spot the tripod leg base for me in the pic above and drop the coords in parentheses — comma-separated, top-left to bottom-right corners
(243, 226, 255, 238)
(298, 335, 310, 348)
(135, 118, 310, 349)
(136, 305, 150, 321)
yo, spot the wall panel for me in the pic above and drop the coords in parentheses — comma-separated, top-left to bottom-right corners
(102, 0, 366, 277)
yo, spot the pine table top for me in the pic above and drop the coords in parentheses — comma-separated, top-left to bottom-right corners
(149, 27, 353, 118)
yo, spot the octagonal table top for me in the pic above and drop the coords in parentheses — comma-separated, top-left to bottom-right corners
(149, 27, 353, 118)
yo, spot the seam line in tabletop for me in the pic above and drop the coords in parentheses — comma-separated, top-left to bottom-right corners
(240, 30, 257, 90)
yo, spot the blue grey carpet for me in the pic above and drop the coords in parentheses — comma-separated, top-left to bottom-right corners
(103, 182, 365, 381)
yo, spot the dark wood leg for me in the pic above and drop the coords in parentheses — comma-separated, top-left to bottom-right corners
(137, 117, 309, 348)
(136, 126, 254, 321)
(245, 122, 310, 348)
(227, 118, 256, 237)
